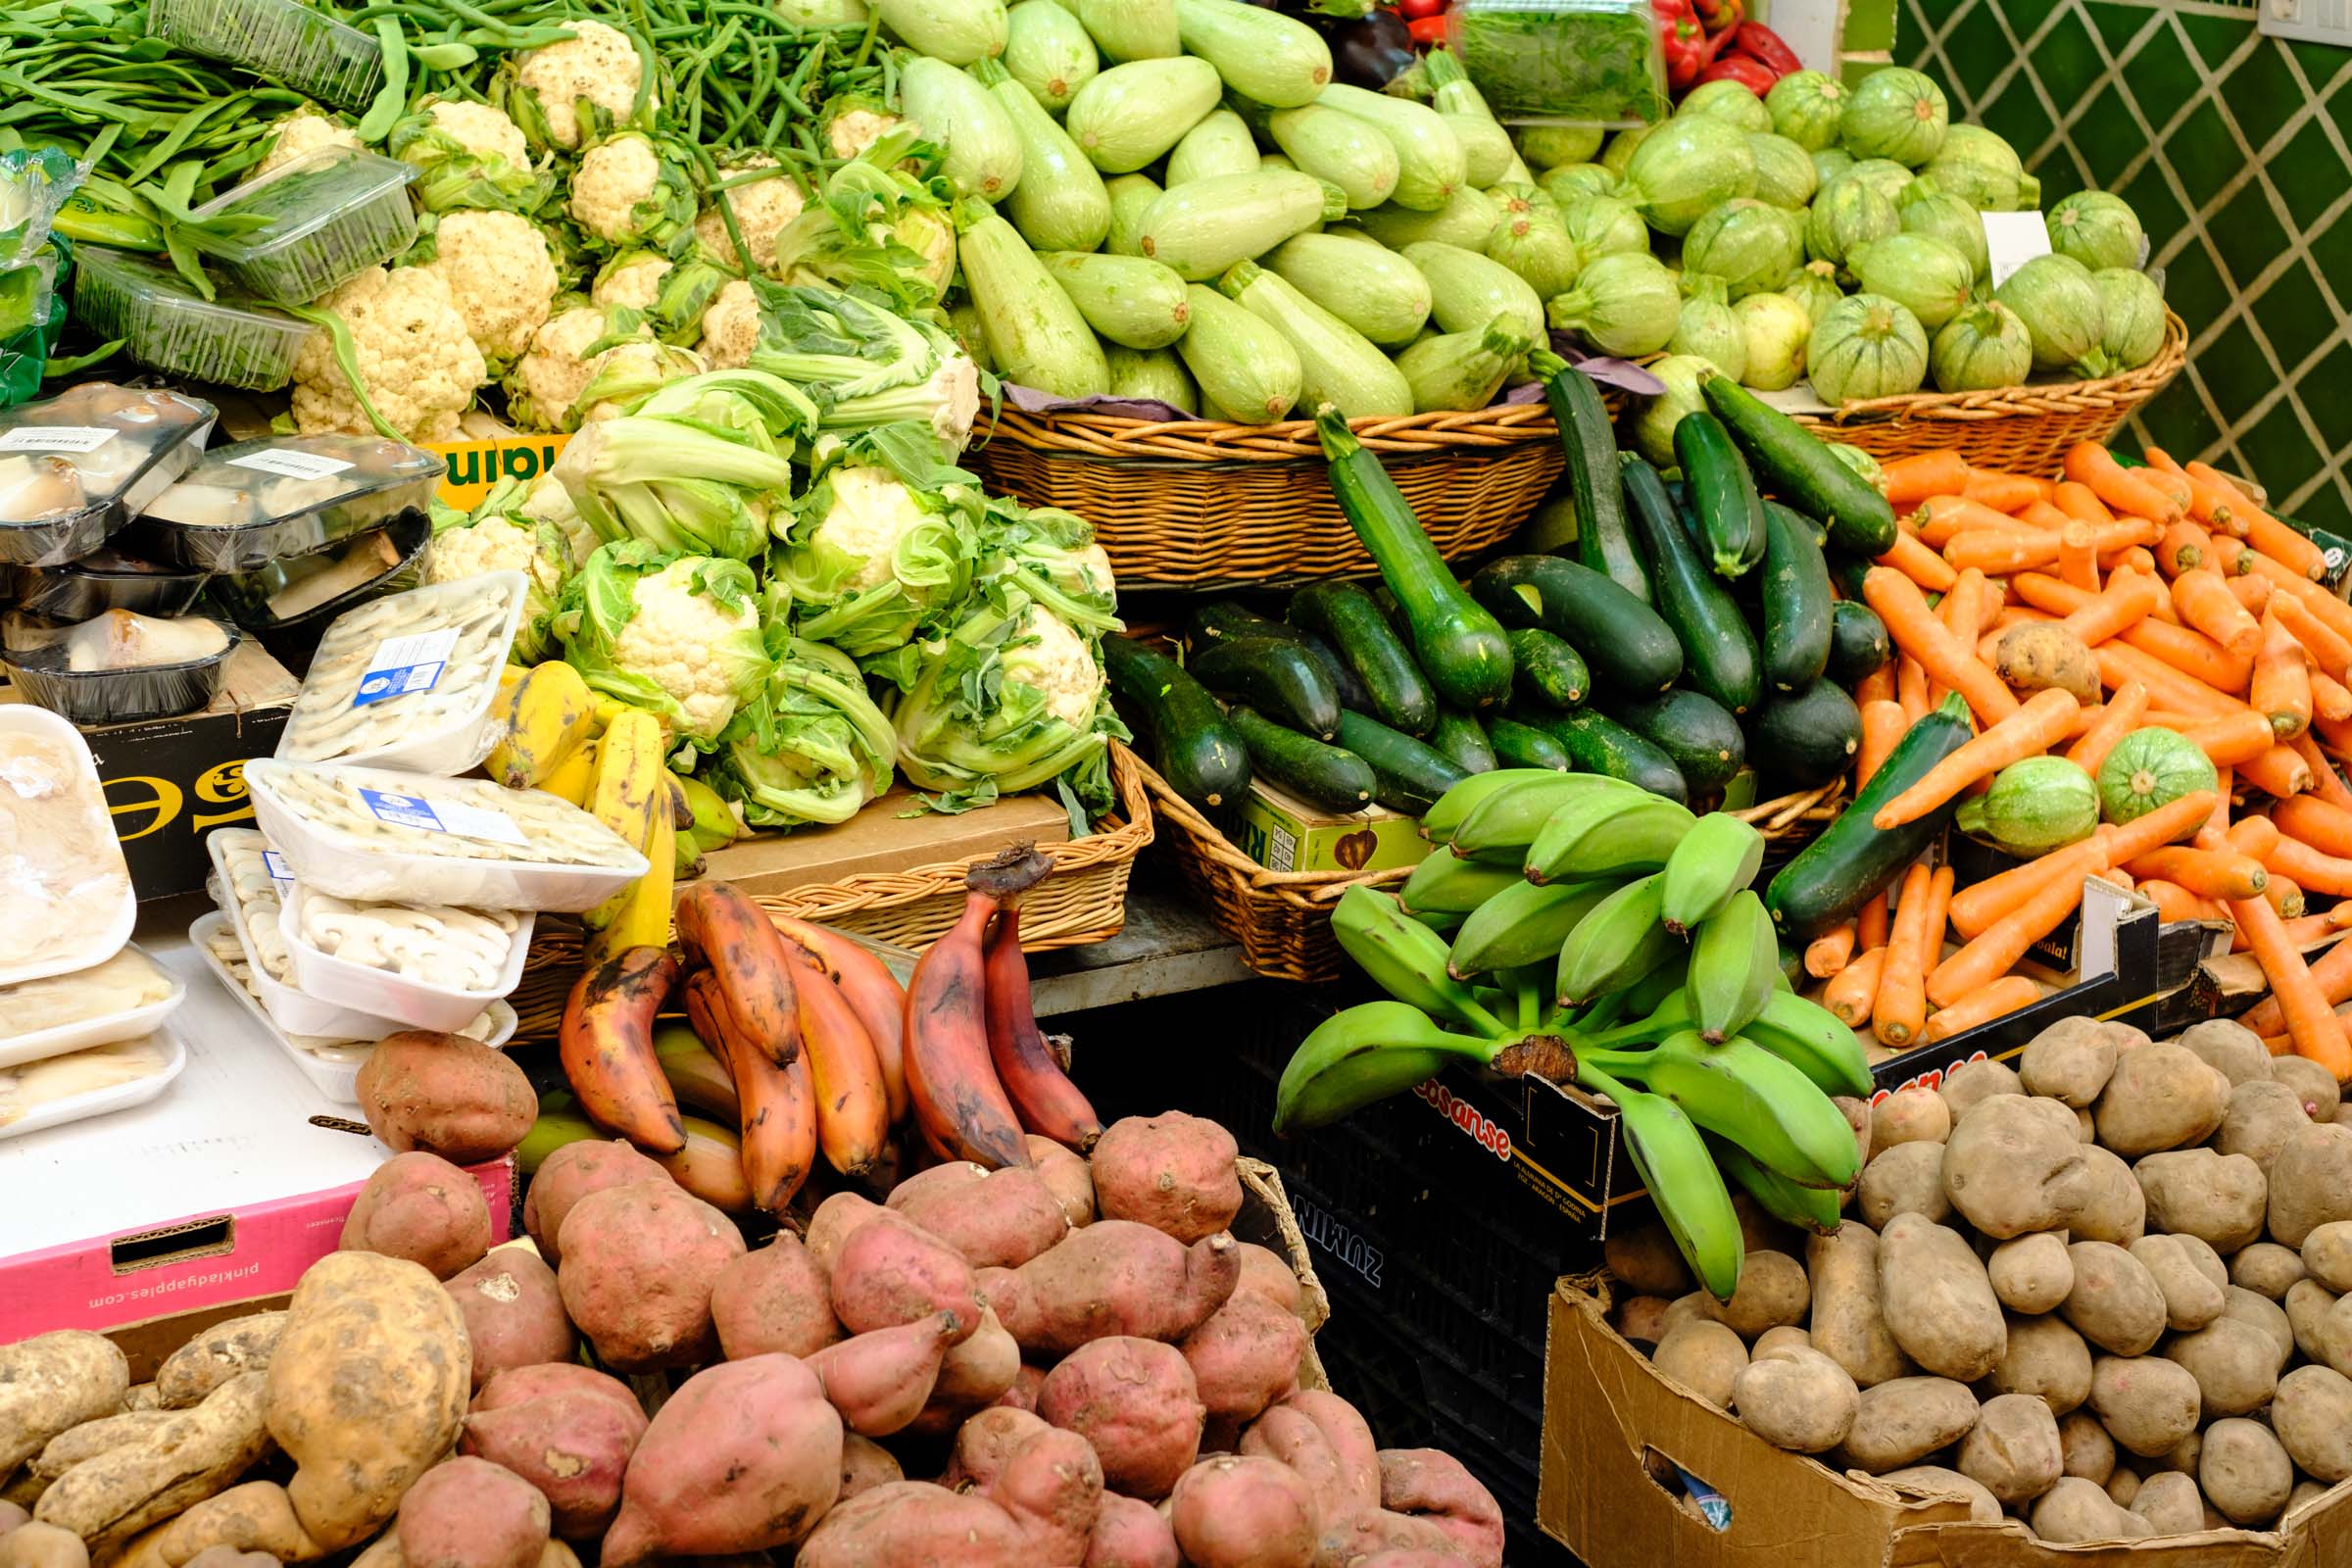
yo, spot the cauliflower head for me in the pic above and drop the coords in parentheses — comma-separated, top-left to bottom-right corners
(698, 279, 760, 370)
(558, 542, 772, 746)
(423, 512, 570, 662)
(591, 251, 671, 312)
(610, 560, 762, 740)
(694, 156, 806, 276)
(425, 99, 529, 166)
(258, 110, 361, 176)
(1004, 605, 1102, 729)
(417, 210, 559, 367)
(291, 267, 487, 444)
(510, 21, 649, 150)
(569, 131, 693, 248)
(824, 102, 902, 161)
(519, 469, 598, 565)
(505, 305, 640, 431)
(810, 466, 931, 591)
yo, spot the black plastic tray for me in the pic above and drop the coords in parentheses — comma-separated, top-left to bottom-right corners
(3, 617, 243, 724)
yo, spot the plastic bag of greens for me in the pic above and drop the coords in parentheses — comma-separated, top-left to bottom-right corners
(1448, 0, 1668, 128)
(0, 236, 72, 411)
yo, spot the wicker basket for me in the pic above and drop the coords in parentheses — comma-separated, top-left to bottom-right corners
(969, 403, 1592, 588)
(1793, 311, 2187, 472)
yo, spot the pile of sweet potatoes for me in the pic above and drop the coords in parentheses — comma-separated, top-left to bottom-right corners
(0, 1107, 1504, 1568)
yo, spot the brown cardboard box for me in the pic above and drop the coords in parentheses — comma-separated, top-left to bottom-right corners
(697, 782, 1071, 896)
(1543, 1274, 2352, 1568)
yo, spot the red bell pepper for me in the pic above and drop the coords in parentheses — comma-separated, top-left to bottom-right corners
(1728, 20, 1801, 75)
(1696, 52, 1780, 92)
(1658, 0, 1715, 90)
(1406, 14, 1447, 44)
(1691, 0, 1742, 33)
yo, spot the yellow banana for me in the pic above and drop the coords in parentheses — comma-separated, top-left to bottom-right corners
(537, 737, 599, 808)
(487, 662, 596, 789)
(674, 773, 740, 848)
(583, 710, 672, 968)
(587, 693, 638, 736)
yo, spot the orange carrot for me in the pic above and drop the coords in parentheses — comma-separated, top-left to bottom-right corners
(1804, 921, 1857, 980)
(2229, 573, 2275, 615)
(1864, 566, 2020, 726)
(2209, 766, 2234, 834)
(2266, 873, 2307, 922)
(2252, 514, 2329, 583)
(2241, 908, 2350, 951)
(2053, 481, 2114, 526)
(2275, 594, 2352, 680)
(2124, 846, 2269, 902)
(2241, 930, 2352, 1037)
(2313, 673, 2352, 725)
(1852, 699, 1906, 956)
(1938, 568, 1984, 646)
(1964, 469, 2052, 514)
(2094, 644, 2244, 719)
(2135, 879, 2210, 924)
(2144, 446, 2187, 476)
(1878, 528, 1960, 592)
(2254, 608, 2314, 738)
(1897, 654, 1930, 721)
(2019, 500, 2072, 533)
(2057, 521, 2098, 592)
(1824, 947, 1886, 1028)
(2224, 814, 2279, 859)
(2067, 442, 2184, 524)
(2241, 741, 2313, 799)
(2092, 517, 2162, 556)
(2290, 732, 2352, 810)
(1857, 896, 1889, 953)
(1914, 495, 2029, 549)
(2161, 709, 2278, 767)
(2258, 834, 2352, 898)
(2112, 545, 2160, 578)
(2274, 795, 2352, 858)
(1948, 835, 2112, 942)
(2105, 789, 2226, 861)
(2171, 568, 2264, 658)
(1855, 662, 1897, 706)
(2065, 680, 2148, 774)
(1922, 977, 2044, 1043)
(1929, 851, 2104, 1010)
(1882, 451, 1971, 507)
(1875, 862, 1934, 1047)
(2041, 569, 2161, 647)
(1945, 528, 2060, 574)
(1916, 863, 1954, 972)
(2140, 466, 2195, 516)
(2154, 520, 2211, 577)
(2230, 893, 2352, 1078)
(1872, 689, 2080, 829)
(2178, 461, 2248, 535)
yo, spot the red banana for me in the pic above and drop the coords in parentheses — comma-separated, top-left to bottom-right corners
(686, 968, 814, 1212)
(674, 881, 800, 1066)
(902, 849, 1049, 1170)
(983, 902, 1102, 1150)
(559, 948, 685, 1154)
(769, 912, 910, 1125)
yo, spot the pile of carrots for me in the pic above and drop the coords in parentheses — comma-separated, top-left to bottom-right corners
(1799, 439, 2352, 1081)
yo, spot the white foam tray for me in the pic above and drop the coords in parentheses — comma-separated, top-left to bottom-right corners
(279, 883, 533, 1034)
(0, 707, 137, 988)
(0, 1027, 187, 1143)
(0, 947, 187, 1071)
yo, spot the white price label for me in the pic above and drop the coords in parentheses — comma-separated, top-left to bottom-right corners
(0, 425, 116, 454)
(262, 850, 294, 886)
(360, 786, 529, 847)
(353, 626, 462, 708)
(1982, 211, 2054, 290)
(227, 447, 356, 481)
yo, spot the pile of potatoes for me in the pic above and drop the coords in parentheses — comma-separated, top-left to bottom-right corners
(1604, 1014, 2352, 1544)
(0, 1109, 1503, 1568)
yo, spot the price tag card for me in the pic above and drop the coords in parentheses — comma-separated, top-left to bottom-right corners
(1983, 211, 2053, 289)
(262, 850, 295, 887)
(0, 425, 116, 454)
(353, 627, 462, 707)
(360, 787, 529, 847)
(227, 447, 357, 481)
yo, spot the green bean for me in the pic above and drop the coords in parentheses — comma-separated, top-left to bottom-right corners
(353, 19, 411, 142)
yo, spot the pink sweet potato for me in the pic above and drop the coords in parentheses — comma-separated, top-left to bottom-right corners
(556, 1182, 743, 1373)
(837, 1435, 902, 1503)
(1243, 1406, 1370, 1527)
(602, 1355, 842, 1566)
(1352, 1554, 1471, 1568)
(1235, 1244, 1302, 1316)
(710, 1236, 840, 1361)
(806, 1313, 958, 1437)
(1090, 1114, 1242, 1244)
(827, 1218, 981, 1346)
(1379, 1449, 1502, 1568)
(977, 1424, 1103, 1566)
(794, 1482, 1022, 1568)
(1084, 1494, 1179, 1568)
(885, 1163, 1069, 1269)
(356, 1032, 535, 1167)
(1270, 1393, 1380, 1517)
(942, 1408, 1051, 1493)
(468, 1362, 642, 1420)
(804, 1193, 890, 1277)
(1169, 1456, 1319, 1568)
(977, 1221, 1240, 1356)
(339, 1152, 491, 1280)
(1038, 1337, 1206, 1500)
(463, 1367, 645, 1541)
(396, 1459, 548, 1568)
(998, 1364, 1046, 1415)
(1028, 1135, 1096, 1228)
(521, 1142, 667, 1266)
(1317, 1511, 1465, 1566)
(906, 1307, 1020, 1435)
(1181, 1290, 1308, 1425)
(445, 1249, 573, 1390)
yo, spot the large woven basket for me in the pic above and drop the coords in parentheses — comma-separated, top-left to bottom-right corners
(1794, 311, 2187, 472)
(969, 403, 1595, 588)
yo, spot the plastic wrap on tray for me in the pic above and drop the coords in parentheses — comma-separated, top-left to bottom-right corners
(148, 0, 385, 110)
(0, 1031, 183, 1140)
(275, 572, 526, 774)
(279, 882, 532, 1032)
(12, 550, 213, 621)
(1447, 0, 1669, 126)
(126, 432, 438, 571)
(0, 383, 216, 567)
(0, 708, 135, 988)
(2, 609, 243, 724)
(0, 947, 184, 1071)
(188, 146, 417, 304)
(73, 247, 317, 393)
(209, 512, 433, 675)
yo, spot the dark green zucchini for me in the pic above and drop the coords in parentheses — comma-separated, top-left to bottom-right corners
(1825, 600, 1892, 686)
(1520, 487, 1579, 557)
(1505, 627, 1588, 709)
(1188, 635, 1341, 739)
(1759, 501, 1834, 693)
(1700, 374, 1896, 557)
(1533, 348, 1648, 602)
(1484, 716, 1571, 770)
(1507, 705, 1688, 803)
(1285, 629, 1371, 714)
(1288, 581, 1438, 736)
(1317, 409, 1513, 710)
(1226, 706, 1376, 812)
(1604, 687, 1744, 791)
(1825, 549, 1874, 603)
(1675, 411, 1767, 579)
(1747, 679, 1862, 788)
(1102, 637, 1251, 810)
(1466, 555, 1682, 696)
(1336, 710, 1472, 812)
(1425, 707, 1497, 774)
(1763, 691, 1972, 935)
(1619, 455, 1762, 715)
(1189, 600, 1303, 646)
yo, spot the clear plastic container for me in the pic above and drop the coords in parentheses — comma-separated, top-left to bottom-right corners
(203, 828, 404, 1039)
(191, 912, 514, 1103)
(3, 612, 242, 724)
(125, 433, 440, 572)
(0, 707, 135, 988)
(73, 248, 317, 393)
(0, 383, 217, 567)
(0, 947, 185, 1071)
(1446, 0, 1669, 127)
(190, 147, 418, 305)
(275, 573, 527, 775)
(209, 512, 432, 676)
(149, 0, 385, 110)
(279, 884, 533, 1034)
(244, 760, 650, 913)
(12, 550, 214, 621)
(0, 1028, 185, 1143)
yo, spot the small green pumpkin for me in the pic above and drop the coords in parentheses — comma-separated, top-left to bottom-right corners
(1956, 757, 2098, 856)
(2097, 727, 2219, 827)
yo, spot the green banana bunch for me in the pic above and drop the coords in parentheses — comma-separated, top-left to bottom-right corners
(1659, 813, 1766, 933)
(1421, 768, 1576, 843)
(1447, 772, 1639, 864)
(1399, 846, 1529, 915)
(1332, 885, 1507, 1037)
(1589, 1029, 1864, 1191)
(1554, 872, 1683, 1007)
(1686, 890, 1779, 1045)
(1589, 986, 1873, 1100)
(1710, 1135, 1844, 1235)
(1524, 792, 1695, 884)
(1447, 877, 1617, 979)
(1274, 1001, 1492, 1135)
(1578, 1055, 1743, 1300)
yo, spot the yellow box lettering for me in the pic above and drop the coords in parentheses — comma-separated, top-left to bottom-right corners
(106, 775, 182, 842)
(192, 760, 255, 831)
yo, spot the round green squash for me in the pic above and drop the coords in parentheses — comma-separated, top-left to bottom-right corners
(2096, 726, 2218, 828)
(1957, 756, 2098, 856)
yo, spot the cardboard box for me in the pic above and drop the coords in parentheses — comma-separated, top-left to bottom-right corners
(429, 432, 570, 512)
(1224, 778, 1432, 876)
(698, 781, 1072, 896)
(0, 916, 510, 1340)
(2, 642, 298, 900)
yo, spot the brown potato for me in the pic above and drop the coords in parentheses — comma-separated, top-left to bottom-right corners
(154, 1317, 285, 1411)
(1603, 1224, 1692, 1299)
(30, 1375, 269, 1546)
(1835, 1096, 1873, 1171)
(1879, 1214, 2006, 1381)
(2068, 1147, 2145, 1247)
(2162, 1319, 2277, 1417)
(2171, 1233, 2228, 1291)
(1937, 1058, 2023, 1121)
(2131, 1470, 2203, 1535)
(2132, 1149, 2266, 1252)
(2104, 1467, 2140, 1508)
(2020, 1017, 2118, 1107)
(2217, 1079, 2309, 1171)
(2087, 1355, 2201, 1458)
(2201, 1418, 2291, 1527)
(1839, 1378, 1982, 1475)
(0, 1335, 129, 1475)
(2128, 1237, 2224, 1332)
(1805, 1223, 1909, 1390)
(1613, 1297, 1671, 1348)
(1858, 1143, 1950, 1231)
(2287, 1480, 2334, 1519)
(446, 1248, 574, 1391)
(2093, 1043, 2229, 1156)
(2172, 1020, 2272, 1088)
(1651, 1322, 1745, 1409)
(1875, 1467, 2000, 1524)
(2286, 1279, 2339, 1364)
(2027, 1477, 2133, 1544)
(0, 1522, 88, 1568)
(2267, 1123, 2352, 1248)
(1988, 1313, 2092, 1416)
(1732, 1348, 1858, 1454)
(2305, 1220, 2352, 1293)
(2061, 1243, 2166, 1356)
(1751, 1326, 1812, 1359)
(2057, 1411, 2114, 1485)
(1958, 1393, 2063, 1505)
(2272, 1364, 2352, 1483)
(1940, 1096, 2090, 1240)
(2272, 1054, 2341, 1124)
(1704, 1250, 1809, 1341)
(1989, 1234, 2074, 1315)
(1870, 1089, 1950, 1151)
(1994, 623, 2098, 707)
(2319, 1294, 2352, 1380)
(2221, 1286, 2294, 1370)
